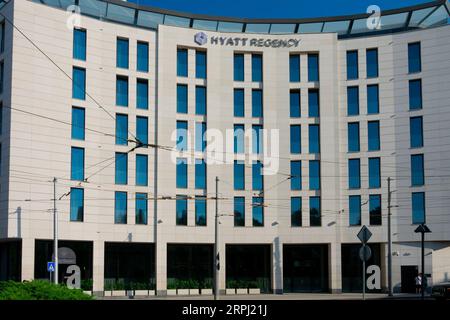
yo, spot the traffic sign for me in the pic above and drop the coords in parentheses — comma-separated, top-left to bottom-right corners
(47, 262, 55, 272)
(359, 245, 372, 261)
(357, 225, 372, 243)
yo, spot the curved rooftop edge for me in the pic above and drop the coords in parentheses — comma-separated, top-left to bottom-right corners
(8, 0, 450, 38)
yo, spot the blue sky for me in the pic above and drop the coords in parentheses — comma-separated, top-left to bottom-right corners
(128, 0, 435, 19)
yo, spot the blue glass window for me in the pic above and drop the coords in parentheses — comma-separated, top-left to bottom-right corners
(195, 122, 206, 152)
(136, 79, 148, 110)
(411, 154, 424, 186)
(349, 195, 361, 226)
(116, 38, 129, 69)
(291, 197, 302, 227)
(252, 161, 263, 191)
(234, 197, 245, 227)
(195, 196, 207, 226)
(71, 107, 85, 140)
(366, 48, 378, 78)
(252, 197, 264, 227)
(136, 116, 148, 146)
(290, 160, 302, 190)
(367, 84, 379, 114)
(136, 154, 148, 186)
(137, 41, 149, 72)
(412, 192, 425, 224)
(176, 121, 188, 151)
(70, 188, 84, 222)
(234, 89, 244, 117)
(0, 22, 4, 54)
(408, 42, 421, 74)
(71, 147, 84, 181)
(310, 197, 321, 227)
(308, 54, 319, 82)
(290, 90, 301, 118)
(196, 51, 207, 79)
(410, 117, 423, 148)
(0, 104, 3, 135)
(348, 122, 360, 152)
(290, 125, 301, 154)
(369, 195, 382, 225)
(0, 62, 3, 95)
(252, 125, 263, 154)
(116, 76, 128, 107)
(349, 159, 361, 189)
(177, 48, 188, 77)
(369, 157, 381, 188)
(177, 84, 188, 113)
(115, 152, 128, 185)
(289, 55, 300, 82)
(347, 86, 359, 116)
(252, 89, 263, 118)
(114, 191, 127, 224)
(409, 80, 422, 110)
(234, 160, 245, 190)
(252, 54, 263, 82)
(175, 196, 188, 226)
(73, 28, 86, 61)
(309, 125, 320, 154)
(234, 53, 244, 81)
(196, 86, 207, 115)
(135, 193, 148, 225)
(368, 121, 380, 151)
(347, 50, 358, 80)
(308, 89, 320, 117)
(72, 67, 86, 100)
(309, 160, 320, 190)
(115, 114, 128, 145)
(195, 159, 206, 189)
(234, 124, 244, 154)
(176, 158, 187, 189)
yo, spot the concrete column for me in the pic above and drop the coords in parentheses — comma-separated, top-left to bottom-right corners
(92, 240, 104, 294)
(156, 241, 167, 295)
(21, 238, 34, 281)
(329, 242, 342, 293)
(273, 236, 283, 294)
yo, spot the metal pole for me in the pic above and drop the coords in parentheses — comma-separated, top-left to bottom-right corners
(362, 243, 366, 300)
(421, 230, 425, 300)
(214, 176, 219, 300)
(53, 177, 58, 285)
(387, 177, 393, 296)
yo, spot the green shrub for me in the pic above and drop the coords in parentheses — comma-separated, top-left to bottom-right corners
(0, 280, 93, 300)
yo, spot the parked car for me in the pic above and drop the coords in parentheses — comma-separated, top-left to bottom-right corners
(431, 282, 450, 300)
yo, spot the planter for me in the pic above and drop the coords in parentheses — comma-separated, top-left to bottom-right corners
(189, 289, 200, 295)
(148, 290, 156, 296)
(104, 291, 112, 297)
(236, 288, 248, 295)
(177, 289, 189, 295)
(134, 290, 148, 296)
(167, 289, 177, 296)
(226, 288, 236, 295)
(201, 288, 213, 295)
(248, 288, 261, 294)
(83, 290, 92, 296)
(112, 290, 126, 297)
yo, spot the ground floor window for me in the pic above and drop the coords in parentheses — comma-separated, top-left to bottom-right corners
(0, 240, 22, 281)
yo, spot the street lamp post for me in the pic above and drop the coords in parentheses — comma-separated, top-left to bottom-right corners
(414, 223, 431, 300)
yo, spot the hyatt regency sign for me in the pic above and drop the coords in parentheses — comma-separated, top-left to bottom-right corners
(194, 32, 300, 48)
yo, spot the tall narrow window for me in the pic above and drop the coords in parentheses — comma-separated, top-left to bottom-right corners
(195, 159, 206, 189)
(252, 89, 263, 118)
(291, 197, 302, 227)
(176, 84, 188, 113)
(308, 124, 320, 154)
(367, 84, 379, 114)
(195, 122, 207, 152)
(234, 197, 245, 227)
(73, 28, 86, 61)
(349, 159, 361, 189)
(252, 54, 263, 82)
(136, 154, 148, 186)
(234, 53, 244, 81)
(137, 41, 149, 72)
(115, 114, 128, 145)
(234, 160, 245, 190)
(369, 195, 382, 225)
(290, 160, 302, 190)
(252, 125, 263, 154)
(196, 86, 207, 115)
(252, 197, 264, 227)
(234, 88, 244, 117)
(234, 124, 244, 154)
(176, 158, 188, 189)
(0, 103, 3, 135)
(114, 191, 127, 224)
(408, 42, 421, 74)
(349, 195, 361, 226)
(136, 79, 148, 110)
(176, 195, 188, 226)
(196, 50, 207, 79)
(409, 79, 422, 110)
(176, 121, 188, 151)
(410, 116, 423, 148)
(348, 122, 360, 152)
(411, 154, 424, 186)
(309, 160, 320, 190)
(70, 188, 84, 222)
(366, 48, 378, 78)
(289, 54, 300, 82)
(71, 147, 84, 181)
(0, 62, 3, 95)
(308, 53, 319, 82)
(116, 76, 128, 107)
(0, 22, 4, 54)
(368, 121, 380, 151)
(347, 86, 359, 116)
(252, 161, 263, 191)
(116, 38, 129, 69)
(135, 193, 148, 225)
(290, 90, 301, 118)
(369, 157, 381, 188)
(177, 48, 188, 77)
(195, 196, 207, 226)
(72, 67, 86, 100)
(308, 89, 320, 117)
(71, 107, 85, 140)
(412, 192, 425, 224)
(290, 125, 301, 154)
(310, 197, 321, 227)
(136, 116, 148, 146)
(115, 152, 128, 185)
(346, 50, 358, 80)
